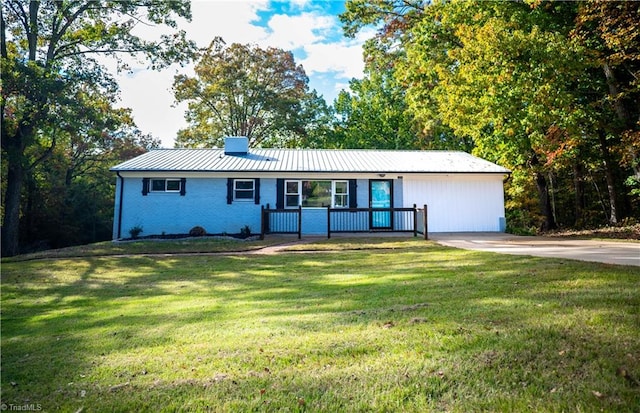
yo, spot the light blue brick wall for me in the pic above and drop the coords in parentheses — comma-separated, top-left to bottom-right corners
(115, 177, 277, 238)
(114, 176, 409, 238)
(301, 209, 328, 235)
(356, 179, 368, 208)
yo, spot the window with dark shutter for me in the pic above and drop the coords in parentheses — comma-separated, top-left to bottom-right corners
(142, 178, 150, 196)
(227, 178, 234, 204)
(349, 179, 357, 208)
(276, 179, 285, 209)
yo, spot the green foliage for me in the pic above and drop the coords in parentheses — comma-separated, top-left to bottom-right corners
(1, 0, 195, 255)
(240, 225, 252, 238)
(340, 0, 640, 230)
(173, 37, 312, 148)
(128, 225, 143, 239)
(505, 210, 537, 236)
(327, 74, 417, 149)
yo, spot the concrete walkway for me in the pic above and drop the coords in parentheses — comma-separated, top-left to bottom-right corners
(431, 233, 640, 267)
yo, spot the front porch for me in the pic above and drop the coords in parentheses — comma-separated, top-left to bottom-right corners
(260, 204, 429, 240)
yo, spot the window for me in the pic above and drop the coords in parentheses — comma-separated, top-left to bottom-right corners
(234, 179, 255, 200)
(151, 179, 181, 192)
(302, 181, 331, 207)
(333, 181, 349, 207)
(285, 180, 349, 208)
(285, 180, 300, 207)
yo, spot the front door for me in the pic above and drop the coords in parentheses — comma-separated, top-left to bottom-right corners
(370, 180, 393, 229)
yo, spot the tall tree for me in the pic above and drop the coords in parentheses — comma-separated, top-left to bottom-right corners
(22, 98, 158, 250)
(173, 37, 311, 148)
(573, 0, 640, 223)
(1, 0, 195, 256)
(342, 0, 639, 231)
(401, 1, 586, 230)
(328, 73, 421, 150)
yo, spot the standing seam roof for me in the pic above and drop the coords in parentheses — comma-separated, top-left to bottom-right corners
(110, 148, 511, 174)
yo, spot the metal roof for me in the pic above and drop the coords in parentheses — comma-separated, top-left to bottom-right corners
(111, 148, 510, 174)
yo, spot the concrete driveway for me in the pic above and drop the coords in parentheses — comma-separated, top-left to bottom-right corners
(431, 233, 640, 267)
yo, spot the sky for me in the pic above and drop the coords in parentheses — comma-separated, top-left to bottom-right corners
(112, 0, 375, 148)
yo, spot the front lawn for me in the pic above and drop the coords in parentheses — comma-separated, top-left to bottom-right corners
(2, 236, 285, 262)
(1, 239, 638, 412)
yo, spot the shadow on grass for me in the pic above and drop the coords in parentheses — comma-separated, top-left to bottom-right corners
(1, 245, 639, 411)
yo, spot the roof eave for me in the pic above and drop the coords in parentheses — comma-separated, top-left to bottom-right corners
(111, 168, 511, 174)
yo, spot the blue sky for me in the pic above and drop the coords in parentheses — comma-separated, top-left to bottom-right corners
(113, 0, 374, 147)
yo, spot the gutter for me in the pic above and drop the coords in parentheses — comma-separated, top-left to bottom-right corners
(111, 169, 511, 175)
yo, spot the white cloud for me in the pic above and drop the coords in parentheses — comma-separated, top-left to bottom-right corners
(186, 1, 269, 47)
(301, 41, 365, 79)
(109, 0, 374, 148)
(115, 66, 188, 148)
(263, 12, 335, 50)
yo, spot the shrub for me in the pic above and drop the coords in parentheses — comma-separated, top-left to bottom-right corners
(189, 226, 207, 237)
(128, 225, 143, 239)
(240, 225, 251, 238)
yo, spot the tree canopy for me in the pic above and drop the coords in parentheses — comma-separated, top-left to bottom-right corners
(339, 0, 639, 231)
(173, 37, 312, 148)
(1, 0, 195, 255)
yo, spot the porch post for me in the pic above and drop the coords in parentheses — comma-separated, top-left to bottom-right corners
(327, 207, 331, 239)
(413, 204, 417, 237)
(297, 206, 302, 239)
(260, 205, 265, 240)
(423, 204, 428, 240)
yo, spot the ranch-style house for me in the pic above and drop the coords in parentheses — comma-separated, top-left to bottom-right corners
(111, 137, 510, 239)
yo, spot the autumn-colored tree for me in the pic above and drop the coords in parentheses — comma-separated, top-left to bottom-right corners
(173, 38, 311, 148)
(341, 0, 640, 231)
(573, 0, 640, 222)
(403, 2, 588, 230)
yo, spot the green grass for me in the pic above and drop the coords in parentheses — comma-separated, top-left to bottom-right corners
(2, 238, 639, 412)
(2, 236, 285, 262)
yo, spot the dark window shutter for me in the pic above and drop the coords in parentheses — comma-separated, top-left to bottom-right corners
(349, 179, 357, 208)
(227, 178, 234, 204)
(276, 179, 284, 209)
(142, 178, 150, 196)
(180, 178, 186, 196)
(254, 178, 260, 204)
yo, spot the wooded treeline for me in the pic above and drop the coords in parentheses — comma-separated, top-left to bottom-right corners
(2, 0, 638, 256)
(1, 1, 195, 256)
(330, 0, 639, 233)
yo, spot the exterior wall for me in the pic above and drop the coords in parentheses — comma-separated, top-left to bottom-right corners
(356, 179, 368, 208)
(113, 173, 506, 238)
(301, 209, 327, 235)
(115, 177, 277, 238)
(112, 176, 122, 239)
(402, 174, 506, 232)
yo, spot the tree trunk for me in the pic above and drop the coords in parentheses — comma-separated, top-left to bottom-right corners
(598, 131, 619, 225)
(533, 171, 557, 231)
(573, 162, 585, 227)
(2, 159, 23, 257)
(602, 63, 631, 127)
(529, 153, 556, 231)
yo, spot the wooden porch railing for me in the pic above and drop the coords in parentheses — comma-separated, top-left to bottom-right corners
(261, 204, 302, 239)
(261, 204, 428, 240)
